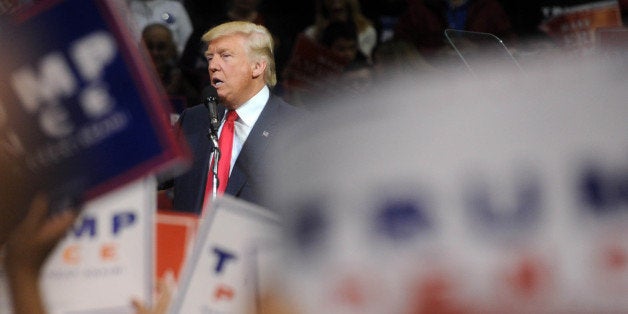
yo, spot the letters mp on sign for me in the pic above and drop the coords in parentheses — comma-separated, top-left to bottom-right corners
(0, 177, 155, 313)
(0, 0, 189, 213)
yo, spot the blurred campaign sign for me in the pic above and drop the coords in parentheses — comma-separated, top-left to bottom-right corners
(155, 209, 199, 282)
(0, 0, 189, 214)
(596, 26, 628, 66)
(169, 195, 280, 314)
(0, 177, 155, 313)
(539, 0, 623, 55)
(265, 56, 628, 313)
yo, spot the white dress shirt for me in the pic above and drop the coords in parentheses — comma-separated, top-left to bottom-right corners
(217, 85, 269, 175)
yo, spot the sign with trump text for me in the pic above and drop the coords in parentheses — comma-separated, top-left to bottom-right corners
(0, 177, 155, 313)
(169, 196, 280, 314)
(0, 0, 189, 215)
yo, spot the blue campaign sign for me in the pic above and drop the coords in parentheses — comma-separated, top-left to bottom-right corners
(0, 0, 190, 211)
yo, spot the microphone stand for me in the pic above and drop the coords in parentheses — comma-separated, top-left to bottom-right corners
(205, 94, 221, 202)
(208, 130, 220, 201)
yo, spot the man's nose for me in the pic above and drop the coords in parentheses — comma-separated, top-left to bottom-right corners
(208, 58, 219, 72)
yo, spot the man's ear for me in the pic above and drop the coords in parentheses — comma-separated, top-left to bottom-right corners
(251, 60, 267, 79)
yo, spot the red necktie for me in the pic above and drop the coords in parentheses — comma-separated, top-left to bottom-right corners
(216, 110, 238, 193)
(203, 110, 238, 206)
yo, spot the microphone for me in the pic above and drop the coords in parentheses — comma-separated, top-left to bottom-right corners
(203, 86, 220, 135)
(202, 86, 220, 200)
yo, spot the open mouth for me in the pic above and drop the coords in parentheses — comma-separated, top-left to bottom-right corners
(212, 78, 224, 87)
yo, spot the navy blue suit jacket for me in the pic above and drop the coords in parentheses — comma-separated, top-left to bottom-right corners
(170, 94, 306, 214)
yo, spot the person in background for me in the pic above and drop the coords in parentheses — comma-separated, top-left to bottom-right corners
(302, 0, 377, 63)
(359, 0, 408, 44)
(257, 0, 317, 83)
(164, 21, 308, 215)
(371, 38, 439, 81)
(127, 0, 193, 55)
(280, 20, 369, 108)
(393, 0, 515, 66)
(141, 23, 201, 113)
(224, 0, 266, 24)
(320, 20, 369, 65)
(319, 21, 373, 100)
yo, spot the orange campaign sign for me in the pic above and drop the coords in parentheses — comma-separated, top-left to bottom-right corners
(155, 210, 199, 282)
(539, 0, 623, 54)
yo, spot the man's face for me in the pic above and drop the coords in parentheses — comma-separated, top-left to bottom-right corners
(205, 34, 256, 109)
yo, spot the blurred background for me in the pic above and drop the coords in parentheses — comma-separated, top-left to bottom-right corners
(2, 1, 628, 313)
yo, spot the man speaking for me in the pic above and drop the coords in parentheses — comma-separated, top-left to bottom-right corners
(164, 21, 307, 215)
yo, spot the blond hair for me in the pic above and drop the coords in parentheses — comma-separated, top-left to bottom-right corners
(202, 21, 277, 87)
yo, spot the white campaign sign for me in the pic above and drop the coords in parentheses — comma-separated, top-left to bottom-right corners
(169, 195, 280, 314)
(0, 177, 155, 314)
(266, 57, 628, 313)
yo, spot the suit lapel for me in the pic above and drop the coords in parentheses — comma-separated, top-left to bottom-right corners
(225, 96, 279, 196)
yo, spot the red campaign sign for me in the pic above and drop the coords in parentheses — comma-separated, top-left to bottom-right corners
(155, 210, 198, 282)
(539, 1, 622, 53)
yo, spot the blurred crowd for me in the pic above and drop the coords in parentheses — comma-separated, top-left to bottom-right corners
(2, 0, 618, 111)
(119, 0, 627, 110)
(3, 0, 628, 107)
